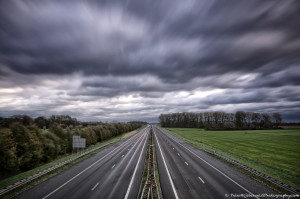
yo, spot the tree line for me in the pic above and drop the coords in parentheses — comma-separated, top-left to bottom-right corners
(0, 115, 142, 177)
(159, 111, 282, 130)
(0, 115, 79, 129)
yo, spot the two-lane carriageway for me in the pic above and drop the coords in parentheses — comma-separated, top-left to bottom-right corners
(153, 125, 276, 199)
(15, 126, 150, 199)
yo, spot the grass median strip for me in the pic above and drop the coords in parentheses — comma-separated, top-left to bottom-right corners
(163, 127, 300, 191)
(139, 127, 162, 199)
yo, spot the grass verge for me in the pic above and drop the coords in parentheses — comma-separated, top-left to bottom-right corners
(163, 127, 300, 191)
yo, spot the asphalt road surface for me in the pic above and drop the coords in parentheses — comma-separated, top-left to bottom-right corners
(15, 126, 149, 199)
(153, 125, 277, 199)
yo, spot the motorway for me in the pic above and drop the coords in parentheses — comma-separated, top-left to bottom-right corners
(153, 125, 276, 199)
(15, 126, 149, 199)
(14, 125, 278, 199)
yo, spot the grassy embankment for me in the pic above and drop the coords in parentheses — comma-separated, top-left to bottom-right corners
(164, 128, 300, 190)
(0, 127, 143, 198)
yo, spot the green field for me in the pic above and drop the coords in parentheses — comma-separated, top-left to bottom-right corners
(164, 128, 300, 190)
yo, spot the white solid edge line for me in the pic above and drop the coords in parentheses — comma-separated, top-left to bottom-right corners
(198, 177, 205, 183)
(159, 128, 259, 199)
(42, 129, 143, 199)
(91, 182, 99, 191)
(154, 128, 179, 199)
(124, 130, 149, 199)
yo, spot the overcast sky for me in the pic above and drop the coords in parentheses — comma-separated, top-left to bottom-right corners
(0, 0, 299, 122)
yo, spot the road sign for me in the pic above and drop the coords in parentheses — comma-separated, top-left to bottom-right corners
(73, 136, 86, 149)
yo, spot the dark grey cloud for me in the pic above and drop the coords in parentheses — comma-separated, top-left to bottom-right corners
(0, 0, 299, 121)
(1, 0, 300, 79)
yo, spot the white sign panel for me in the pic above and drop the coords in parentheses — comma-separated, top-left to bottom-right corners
(72, 136, 80, 148)
(81, 138, 86, 148)
(72, 136, 86, 148)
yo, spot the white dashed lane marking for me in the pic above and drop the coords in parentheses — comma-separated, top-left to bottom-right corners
(198, 177, 205, 183)
(91, 182, 99, 191)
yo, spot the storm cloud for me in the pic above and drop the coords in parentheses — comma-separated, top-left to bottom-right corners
(0, 0, 299, 122)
